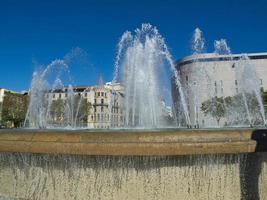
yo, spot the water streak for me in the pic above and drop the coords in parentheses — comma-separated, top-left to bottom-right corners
(113, 23, 190, 128)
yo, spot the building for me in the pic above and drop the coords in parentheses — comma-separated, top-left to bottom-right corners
(48, 82, 125, 128)
(173, 52, 267, 127)
(0, 88, 19, 122)
(0, 88, 28, 126)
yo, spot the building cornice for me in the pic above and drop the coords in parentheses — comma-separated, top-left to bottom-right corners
(176, 52, 267, 67)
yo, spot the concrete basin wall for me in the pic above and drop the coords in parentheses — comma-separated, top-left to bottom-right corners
(0, 153, 266, 200)
(0, 129, 266, 199)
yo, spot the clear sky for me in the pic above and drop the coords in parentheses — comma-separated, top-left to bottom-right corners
(1, 0, 267, 91)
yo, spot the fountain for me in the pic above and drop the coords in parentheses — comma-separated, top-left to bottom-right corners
(0, 24, 266, 200)
(24, 59, 69, 129)
(192, 27, 205, 54)
(176, 28, 215, 128)
(214, 39, 231, 55)
(24, 49, 92, 129)
(175, 27, 266, 128)
(24, 26, 265, 129)
(233, 54, 266, 126)
(113, 23, 190, 128)
(213, 39, 265, 126)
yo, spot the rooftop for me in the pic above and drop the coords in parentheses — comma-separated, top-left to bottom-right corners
(176, 52, 267, 67)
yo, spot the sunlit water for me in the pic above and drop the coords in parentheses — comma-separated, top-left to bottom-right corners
(112, 23, 190, 128)
(179, 28, 266, 128)
(23, 25, 266, 129)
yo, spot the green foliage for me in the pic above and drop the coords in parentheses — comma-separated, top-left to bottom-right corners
(261, 90, 267, 118)
(49, 95, 92, 126)
(201, 96, 226, 126)
(232, 93, 263, 124)
(262, 90, 267, 106)
(74, 95, 92, 124)
(0, 102, 3, 122)
(201, 91, 266, 126)
(50, 98, 65, 123)
(1, 92, 28, 128)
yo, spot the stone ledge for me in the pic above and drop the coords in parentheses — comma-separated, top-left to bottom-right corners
(0, 129, 262, 155)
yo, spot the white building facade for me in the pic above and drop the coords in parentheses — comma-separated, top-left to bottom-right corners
(173, 52, 267, 127)
(48, 82, 125, 129)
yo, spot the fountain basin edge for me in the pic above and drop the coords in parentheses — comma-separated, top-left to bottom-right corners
(0, 128, 266, 156)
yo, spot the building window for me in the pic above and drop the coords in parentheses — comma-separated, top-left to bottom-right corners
(91, 115, 93, 120)
(101, 106, 104, 112)
(59, 93, 62, 99)
(105, 93, 107, 97)
(85, 93, 88, 97)
(101, 92, 104, 96)
(235, 80, 238, 86)
(53, 94, 55, 98)
(101, 99, 104, 104)
(98, 92, 100, 97)
(94, 99, 97, 104)
(97, 114, 100, 121)
(65, 93, 68, 98)
(260, 79, 263, 85)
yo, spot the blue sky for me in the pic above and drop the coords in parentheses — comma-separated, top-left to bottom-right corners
(1, 0, 267, 91)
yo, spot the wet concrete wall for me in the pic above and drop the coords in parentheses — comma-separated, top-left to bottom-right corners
(0, 153, 266, 200)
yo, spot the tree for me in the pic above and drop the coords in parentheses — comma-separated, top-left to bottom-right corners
(1, 92, 28, 128)
(261, 90, 267, 112)
(231, 92, 264, 125)
(49, 95, 92, 127)
(201, 96, 226, 126)
(50, 98, 64, 124)
(202, 91, 266, 126)
(74, 95, 92, 126)
(0, 102, 3, 124)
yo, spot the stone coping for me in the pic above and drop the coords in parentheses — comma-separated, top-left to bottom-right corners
(0, 128, 265, 156)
